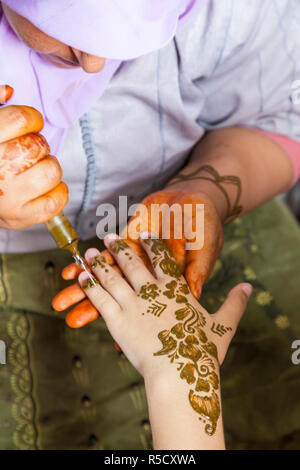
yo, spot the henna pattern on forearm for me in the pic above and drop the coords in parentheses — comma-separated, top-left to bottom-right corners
(138, 239, 221, 436)
(167, 165, 243, 223)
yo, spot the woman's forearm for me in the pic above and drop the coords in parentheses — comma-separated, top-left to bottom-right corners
(144, 371, 225, 450)
(167, 127, 294, 223)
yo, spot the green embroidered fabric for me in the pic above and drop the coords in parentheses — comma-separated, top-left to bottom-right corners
(0, 198, 299, 449)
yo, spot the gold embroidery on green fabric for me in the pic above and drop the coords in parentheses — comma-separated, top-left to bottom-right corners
(0, 254, 11, 304)
(274, 315, 290, 330)
(256, 291, 273, 307)
(7, 312, 38, 450)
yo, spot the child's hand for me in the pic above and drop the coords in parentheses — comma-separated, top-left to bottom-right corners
(75, 233, 251, 436)
(52, 191, 223, 326)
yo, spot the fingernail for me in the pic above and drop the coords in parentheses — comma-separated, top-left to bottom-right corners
(241, 283, 253, 298)
(78, 271, 99, 289)
(104, 233, 119, 246)
(196, 285, 202, 299)
(85, 248, 101, 263)
(0, 84, 13, 105)
(78, 272, 90, 284)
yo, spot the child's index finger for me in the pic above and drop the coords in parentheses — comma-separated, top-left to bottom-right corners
(104, 233, 154, 292)
(139, 232, 182, 281)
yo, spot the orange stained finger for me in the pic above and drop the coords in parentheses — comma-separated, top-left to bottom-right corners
(22, 181, 69, 226)
(0, 85, 13, 105)
(125, 238, 153, 271)
(52, 282, 86, 312)
(0, 105, 44, 144)
(0, 133, 50, 179)
(62, 263, 82, 280)
(123, 192, 172, 242)
(66, 299, 100, 329)
(165, 238, 186, 271)
(185, 228, 223, 299)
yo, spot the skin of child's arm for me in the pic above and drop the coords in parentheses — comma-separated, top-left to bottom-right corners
(144, 370, 226, 450)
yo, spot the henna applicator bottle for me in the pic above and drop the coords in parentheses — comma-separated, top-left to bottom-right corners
(45, 212, 97, 285)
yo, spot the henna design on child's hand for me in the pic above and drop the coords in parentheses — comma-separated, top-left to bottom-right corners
(83, 237, 233, 437)
(154, 302, 220, 436)
(110, 239, 130, 254)
(211, 322, 232, 337)
(144, 238, 182, 278)
(136, 238, 222, 436)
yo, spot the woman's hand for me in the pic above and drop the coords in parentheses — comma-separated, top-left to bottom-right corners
(0, 84, 68, 229)
(53, 190, 223, 327)
(75, 233, 251, 440)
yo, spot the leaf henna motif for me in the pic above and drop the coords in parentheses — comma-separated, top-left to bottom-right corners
(147, 301, 167, 317)
(189, 390, 221, 436)
(154, 302, 221, 436)
(211, 322, 232, 337)
(154, 330, 177, 355)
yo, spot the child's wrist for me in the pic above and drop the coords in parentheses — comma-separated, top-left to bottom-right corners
(144, 361, 221, 395)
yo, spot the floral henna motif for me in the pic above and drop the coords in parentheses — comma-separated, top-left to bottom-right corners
(138, 282, 167, 317)
(154, 303, 221, 436)
(110, 239, 130, 254)
(139, 282, 160, 300)
(163, 280, 189, 304)
(144, 239, 182, 278)
(91, 255, 109, 272)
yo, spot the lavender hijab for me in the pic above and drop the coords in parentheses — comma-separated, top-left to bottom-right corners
(0, 0, 202, 154)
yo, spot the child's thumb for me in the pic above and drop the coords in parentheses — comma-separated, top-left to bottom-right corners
(212, 283, 252, 336)
(211, 283, 252, 364)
